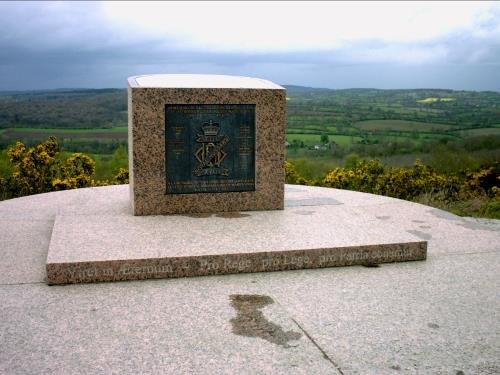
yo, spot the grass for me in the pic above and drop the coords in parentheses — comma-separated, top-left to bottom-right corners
(354, 120, 454, 132)
(330, 134, 363, 145)
(286, 133, 362, 145)
(286, 133, 323, 144)
(287, 156, 340, 179)
(453, 128, 500, 137)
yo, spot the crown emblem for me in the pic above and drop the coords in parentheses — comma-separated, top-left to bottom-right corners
(202, 120, 220, 136)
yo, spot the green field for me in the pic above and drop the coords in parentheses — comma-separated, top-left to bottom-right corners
(1, 86, 499, 161)
(330, 134, 363, 145)
(453, 128, 500, 137)
(354, 120, 454, 132)
(286, 133, 323, 143)
(286, 133, 362, 145)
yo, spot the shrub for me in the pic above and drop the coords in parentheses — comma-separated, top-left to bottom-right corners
(375, 160, 459, 201)
(285, 161, 308, 185)
(464, 163, 500, 196)
(324, 159, 459, 201)
(114, 168, 129, 184)
(323, 159, 384, 193)
(480, 197, 500, 219)
(52, 153, 96, 190)
(7, 137, 60, 196)
(4, 137, 96, 198)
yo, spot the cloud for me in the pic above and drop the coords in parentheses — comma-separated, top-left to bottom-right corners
(0, 1, 499, 90)
(102, 1, 500, 52)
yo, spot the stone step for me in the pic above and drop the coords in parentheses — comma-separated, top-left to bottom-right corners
(46, 205, 426, 284)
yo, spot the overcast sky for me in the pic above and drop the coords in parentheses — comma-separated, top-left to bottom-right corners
(1, 1, 499, 91)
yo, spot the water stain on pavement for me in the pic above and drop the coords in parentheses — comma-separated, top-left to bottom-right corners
(407, 229, 432, 240)
(229, 294, 302, 348)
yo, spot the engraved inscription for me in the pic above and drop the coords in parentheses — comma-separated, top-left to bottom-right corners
(61, 247, 421, 282)
(165, 104, 255, 194)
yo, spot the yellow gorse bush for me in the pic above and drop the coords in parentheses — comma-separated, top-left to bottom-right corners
(465, 165, 499, 196)
(3, 137, 127, 199)
(323, 159, 461, 201)
(7, 137, 59, 195)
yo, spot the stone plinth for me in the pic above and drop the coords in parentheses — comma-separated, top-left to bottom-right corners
(46, 196, 426, 285)
(128, 74, 286, 215)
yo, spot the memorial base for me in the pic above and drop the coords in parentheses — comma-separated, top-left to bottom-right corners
(46, 204, 426, 285)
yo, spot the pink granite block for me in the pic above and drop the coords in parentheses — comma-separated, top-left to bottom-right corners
(128, 74, 286, 215)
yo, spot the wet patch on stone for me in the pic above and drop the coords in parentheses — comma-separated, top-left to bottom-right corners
(216, 212, 251, 219)
(457, 218, 499, 231)
(407, 229, 432, 241)
(429, 208, 461, 221)
(229, 294, 302, 348)
(430, 209, 498, 231)
(376, 216, 391, 220)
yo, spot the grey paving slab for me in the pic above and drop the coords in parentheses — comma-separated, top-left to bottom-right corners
(351, 204, 500, 255)
(0, 275, 340, 375)
(0, 185, 499, 374)
(0, 187, 95, 220)
(256, 251, 500, 375)
(0, 219, 53, 284)
(57, 184, 132, 216)
(0, 219, 52, 242)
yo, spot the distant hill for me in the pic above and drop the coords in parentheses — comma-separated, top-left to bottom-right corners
(0, 86, 499, 131)
(0, 89, 127, 129)
(283, 85, 331, 93)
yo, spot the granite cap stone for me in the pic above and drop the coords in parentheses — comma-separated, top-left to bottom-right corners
(128, 73, 286, 215)
(128, 74, 284, 89)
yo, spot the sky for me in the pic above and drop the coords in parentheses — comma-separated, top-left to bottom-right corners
(1, 1, 500, 91)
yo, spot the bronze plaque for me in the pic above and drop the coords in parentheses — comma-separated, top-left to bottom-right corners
(165, 104, 255, 194)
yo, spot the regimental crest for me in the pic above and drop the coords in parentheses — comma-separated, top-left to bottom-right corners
(193, 120, 230, 177)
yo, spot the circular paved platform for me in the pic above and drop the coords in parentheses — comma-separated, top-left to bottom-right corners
(1, 185, 499, 374)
